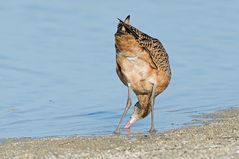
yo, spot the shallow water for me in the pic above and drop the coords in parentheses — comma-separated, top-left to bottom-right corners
(0, 0, 239, 138)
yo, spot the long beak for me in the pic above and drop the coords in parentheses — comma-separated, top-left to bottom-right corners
(124, 116, 137, 129)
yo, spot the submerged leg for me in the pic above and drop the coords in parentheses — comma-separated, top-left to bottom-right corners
(114, 83, 132, 134)
(149, 84, 157, 133)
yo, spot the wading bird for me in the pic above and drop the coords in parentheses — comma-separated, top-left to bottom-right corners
(114, 15, 171, 134)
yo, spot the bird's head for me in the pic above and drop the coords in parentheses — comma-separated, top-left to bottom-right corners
(124, 102, 151, 129)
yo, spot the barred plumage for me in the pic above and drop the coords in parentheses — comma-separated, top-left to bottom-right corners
(114, 15, 171, 134)
(117, 18, 171, 75)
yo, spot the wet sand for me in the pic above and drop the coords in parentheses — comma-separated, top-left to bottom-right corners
(1, 108, 239, 159)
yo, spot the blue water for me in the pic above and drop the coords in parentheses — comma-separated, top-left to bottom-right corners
(0, 0, 239, 138)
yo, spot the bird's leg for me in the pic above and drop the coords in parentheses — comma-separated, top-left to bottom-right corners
(149, 84, 157, 133)
(114, 83, 132, 134)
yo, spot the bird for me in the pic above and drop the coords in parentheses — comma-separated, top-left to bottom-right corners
(114, 15, 171, 134)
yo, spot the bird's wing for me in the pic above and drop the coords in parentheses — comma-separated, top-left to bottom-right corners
(118, 19, 171, 75)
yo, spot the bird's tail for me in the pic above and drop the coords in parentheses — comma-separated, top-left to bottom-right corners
(116, 15, 132, 34)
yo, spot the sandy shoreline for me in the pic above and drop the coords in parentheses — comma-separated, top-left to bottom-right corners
(1, 108, 239, 159)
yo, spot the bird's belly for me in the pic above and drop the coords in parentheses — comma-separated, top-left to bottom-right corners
(120, 57, 155, 94)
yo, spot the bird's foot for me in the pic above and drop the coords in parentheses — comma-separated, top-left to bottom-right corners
(149, 127, 157, 134)
(113, 128, 120, 135)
